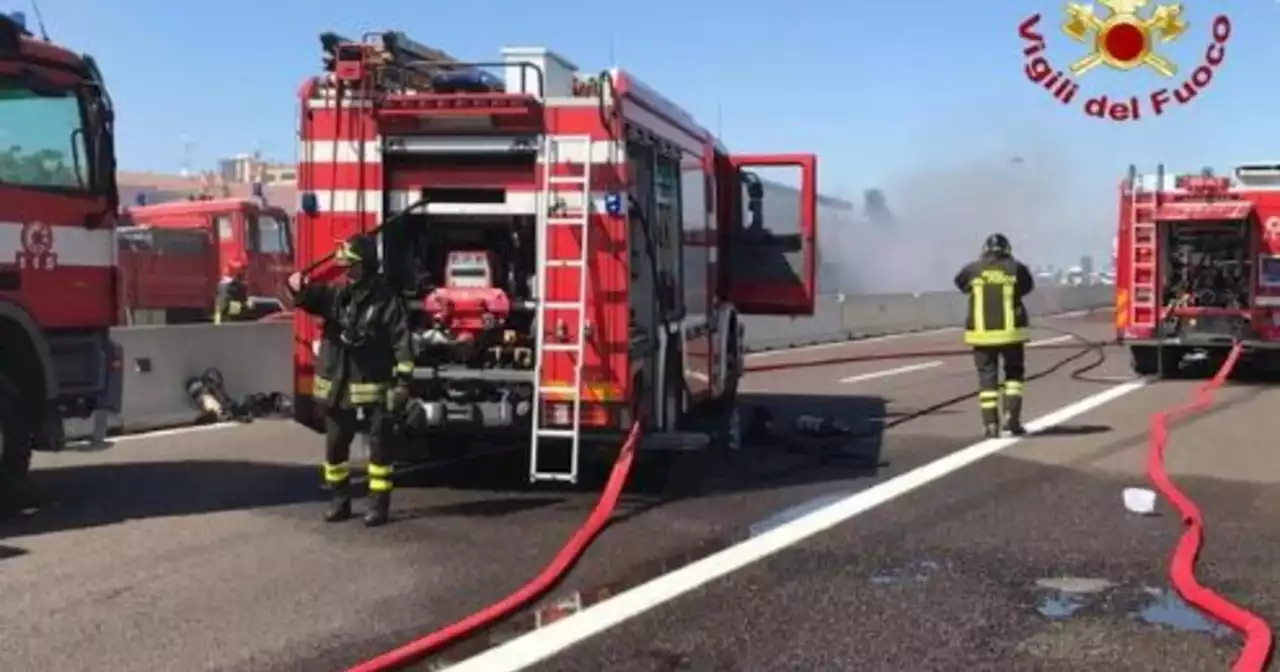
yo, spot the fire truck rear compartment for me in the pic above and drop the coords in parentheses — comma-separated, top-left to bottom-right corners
(381, 209, 542, 436)
(1159, 219, 1253, 342)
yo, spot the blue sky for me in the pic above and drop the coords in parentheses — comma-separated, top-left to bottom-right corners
(25, 0, 1280, 267)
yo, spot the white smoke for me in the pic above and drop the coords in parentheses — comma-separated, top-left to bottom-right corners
(824, 139, 1100, 294)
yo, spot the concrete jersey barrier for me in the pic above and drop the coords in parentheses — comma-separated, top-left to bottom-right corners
(740, 284, 1113, 352)
(64, 286, 1112, 439)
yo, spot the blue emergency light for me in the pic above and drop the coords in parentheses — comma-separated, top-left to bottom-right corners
(134, 192, 147, 206)
(300, 192, 319, 216)
(605, 192, 622, 216)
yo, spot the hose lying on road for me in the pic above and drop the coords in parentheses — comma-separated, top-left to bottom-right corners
(346, 326, 1106, 670)
(1145, 341, 1273, 672)
(344, 421, 642, 672)
(744, 338, 1114, 374)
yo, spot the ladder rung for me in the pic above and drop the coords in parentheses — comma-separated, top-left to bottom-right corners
(547, 217, 587, 226)
(546, 259, 584, 267)
(542, 301, 584, 310)
(549, 175, 589, 185)
(531, 471, 576, 482)
(535, 428, 578, 438)
(542, 343, 582, 351)
(537, 386, 578, 395)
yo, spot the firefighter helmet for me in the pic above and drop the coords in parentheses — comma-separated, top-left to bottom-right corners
(983, 233, 1012, 257)
(335, 234, 379, 268)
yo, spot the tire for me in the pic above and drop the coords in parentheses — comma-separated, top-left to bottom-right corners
(663, 341, 685, 432)
(0, 370, 33, 495)
(709, 324, 741, 414)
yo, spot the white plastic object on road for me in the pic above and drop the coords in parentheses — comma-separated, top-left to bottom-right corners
(1123, 487, 1158, 515)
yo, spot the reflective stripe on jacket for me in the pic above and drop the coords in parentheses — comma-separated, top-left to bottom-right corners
(292, 278, 414, 408)
(214, 277, 250, 324)
(954, 256, 1035, 346)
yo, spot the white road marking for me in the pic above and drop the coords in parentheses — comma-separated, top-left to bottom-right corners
(444, 378, 1149, 672)
(64, 421, 242, 448)
(839, 360, 944, 384)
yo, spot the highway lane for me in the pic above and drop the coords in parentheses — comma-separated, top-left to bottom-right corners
(533, 343, 1280, 670)
(0, 312, 1131, 672)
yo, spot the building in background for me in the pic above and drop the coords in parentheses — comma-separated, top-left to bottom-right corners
(217, 152, 295, 185)
(120, 151, 297, 209)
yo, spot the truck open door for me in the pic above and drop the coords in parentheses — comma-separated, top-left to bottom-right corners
(721, 153, 817, 316)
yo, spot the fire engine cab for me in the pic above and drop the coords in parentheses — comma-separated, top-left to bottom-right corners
(292, 31, 818, 483)
(1116, 163, 1280, 374)
(0, 13, 121, 487)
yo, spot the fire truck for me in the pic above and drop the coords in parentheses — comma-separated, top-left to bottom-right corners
(1116, 163, 1280, 374)
(292, 31, 817, 482)
(117, 196, 293, 324)
(0, 13, 121, 488)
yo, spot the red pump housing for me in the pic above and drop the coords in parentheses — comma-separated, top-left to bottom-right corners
(422, 250, 513, 341)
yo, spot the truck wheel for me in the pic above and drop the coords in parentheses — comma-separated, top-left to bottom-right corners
(708, 324, 741, 415)
(0, 371, 33, 496)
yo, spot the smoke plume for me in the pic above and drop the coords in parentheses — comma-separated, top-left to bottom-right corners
(822, 140, 1102, 294)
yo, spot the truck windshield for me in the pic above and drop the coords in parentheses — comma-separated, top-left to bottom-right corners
(0, 76, 91, 191)
(256, 212, 292, 256)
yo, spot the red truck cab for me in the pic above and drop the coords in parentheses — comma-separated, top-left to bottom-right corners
(117, 197, 294, 323)
(0, 12, 122, 486)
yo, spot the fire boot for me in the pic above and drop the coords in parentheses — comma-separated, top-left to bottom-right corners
(980, 392, 1001, 438)
(1004, 395, 1027, 436)
(363, 491, 390, 527)
(324, 482, 353, 523)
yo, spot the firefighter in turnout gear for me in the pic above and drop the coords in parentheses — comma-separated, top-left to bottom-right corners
(214, 261, 252, 324)
(287, 234, 413, 527)
(953, 233, 1035, 438)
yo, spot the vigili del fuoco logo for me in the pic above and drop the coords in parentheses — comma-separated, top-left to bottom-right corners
(1018, 1, 1230, 121)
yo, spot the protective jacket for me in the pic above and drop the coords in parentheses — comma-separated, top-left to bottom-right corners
(293, 276, 414, 408)
(214, 276, 250, 324)
(954, 254, 1035, 346)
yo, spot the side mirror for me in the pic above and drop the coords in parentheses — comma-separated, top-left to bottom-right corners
(742, 171, 764, 230)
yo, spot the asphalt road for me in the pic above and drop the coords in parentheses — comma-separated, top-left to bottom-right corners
(2, 311, 1274, 672)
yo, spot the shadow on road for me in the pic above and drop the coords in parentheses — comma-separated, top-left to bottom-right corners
(0, 460, 322, 538)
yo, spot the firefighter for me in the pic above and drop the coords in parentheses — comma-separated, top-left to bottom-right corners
(953, 233, 1035, 438)
(214, 261, 251, 324)
(286, 234, 413, 527)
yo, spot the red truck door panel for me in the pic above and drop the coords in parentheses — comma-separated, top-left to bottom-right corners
(248, 209, 294, 298)
(723, 153, 817, 315)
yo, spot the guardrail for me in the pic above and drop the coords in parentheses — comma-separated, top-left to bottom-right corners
(63, 286, 1113, 440)
(740, 284, 1113, 352)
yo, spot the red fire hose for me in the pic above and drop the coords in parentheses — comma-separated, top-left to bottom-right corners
(1146, 342, 1274, 671)
(346, 330, 1273, 671)
(344, 420, 642, 672)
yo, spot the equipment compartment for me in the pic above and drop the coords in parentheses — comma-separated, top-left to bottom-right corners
(1160, 219, 1253, 310)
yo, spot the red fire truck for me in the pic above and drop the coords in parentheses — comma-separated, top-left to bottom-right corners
(116, 197, 294, 324)
(1116, 163, 1280, 374)
(292, 31, 818, 482)
(0, 13, 122, 488)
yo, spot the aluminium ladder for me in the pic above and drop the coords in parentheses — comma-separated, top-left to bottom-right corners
(1128, 163, 1163, 330)
(529, 134, 594, 483)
